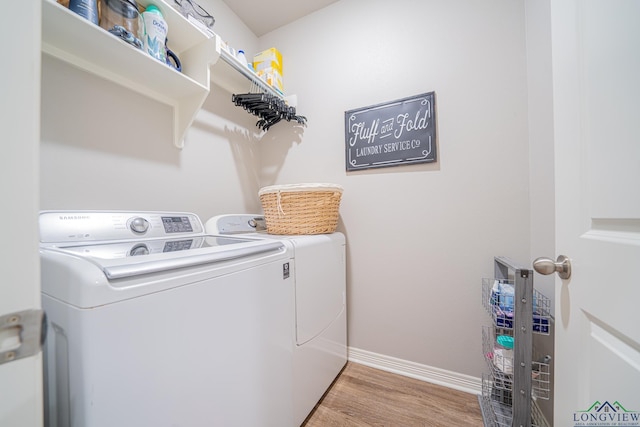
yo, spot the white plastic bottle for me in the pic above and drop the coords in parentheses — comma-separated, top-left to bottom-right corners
(237, 50, 253, 70)
(142, 4, 168, 63)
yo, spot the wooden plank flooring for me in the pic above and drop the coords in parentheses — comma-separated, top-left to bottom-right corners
(302, 362, 485, 427)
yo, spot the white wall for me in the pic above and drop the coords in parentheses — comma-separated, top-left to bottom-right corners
(258, 0, 531, 377)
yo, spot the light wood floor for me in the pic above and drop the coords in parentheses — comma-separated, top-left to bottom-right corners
(302, 362, 485, 427)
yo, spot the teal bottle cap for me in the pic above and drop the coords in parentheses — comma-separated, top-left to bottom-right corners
(496, 335, 514, 349)
(145, 4, 162, 14)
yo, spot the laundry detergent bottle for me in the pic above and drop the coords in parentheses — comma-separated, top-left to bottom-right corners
(141, 4, 168, 63)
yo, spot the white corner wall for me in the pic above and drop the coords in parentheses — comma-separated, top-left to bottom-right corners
(258, 0, 530, 378)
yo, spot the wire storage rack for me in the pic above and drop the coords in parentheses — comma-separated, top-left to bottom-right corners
(479, 257, 552, 427)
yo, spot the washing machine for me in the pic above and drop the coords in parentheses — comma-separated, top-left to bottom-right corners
(206, 214, 347, 426)
(39, 211, 295, 427)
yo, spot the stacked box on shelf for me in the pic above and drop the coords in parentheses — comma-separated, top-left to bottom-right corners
(253, 48, 283, 94)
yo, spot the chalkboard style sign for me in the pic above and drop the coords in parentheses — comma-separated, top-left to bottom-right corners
(345, 92, 437, 171)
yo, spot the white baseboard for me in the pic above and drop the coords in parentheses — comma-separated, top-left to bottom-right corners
(347, 347, 482, 396)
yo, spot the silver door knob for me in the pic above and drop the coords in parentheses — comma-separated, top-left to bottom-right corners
(533, 255, 571, 279)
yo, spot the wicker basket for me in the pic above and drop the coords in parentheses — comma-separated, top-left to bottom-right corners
(258, 183, 343, 235)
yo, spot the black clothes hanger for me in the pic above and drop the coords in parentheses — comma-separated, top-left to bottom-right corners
(232, 81, 307, 131)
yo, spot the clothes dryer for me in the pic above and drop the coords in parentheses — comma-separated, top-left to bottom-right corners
(206, 214, 347, 426)
(40, 211, 295, 427)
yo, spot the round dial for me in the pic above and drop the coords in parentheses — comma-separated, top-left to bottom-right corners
(129, 217, 150, 234)
(129, 243, 149, 256)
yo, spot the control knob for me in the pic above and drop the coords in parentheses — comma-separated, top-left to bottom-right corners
(129, 243, 149, 256)
(129, 217, 150, 234)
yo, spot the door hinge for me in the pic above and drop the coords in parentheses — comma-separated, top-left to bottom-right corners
(0, 309, 46, 365)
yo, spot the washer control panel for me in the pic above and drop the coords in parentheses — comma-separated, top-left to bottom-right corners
(39, 211, 204, 244)
(205, 214, 266, 234)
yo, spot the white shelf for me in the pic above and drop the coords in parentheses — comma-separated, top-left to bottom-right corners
(210, 39, 283, 99)
(41, 0, 294, 145)
(41, 0, 219, 148)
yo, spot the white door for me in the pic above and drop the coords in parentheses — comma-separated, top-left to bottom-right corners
(551, 0, 640, 425)
(0, 2, 44, 427)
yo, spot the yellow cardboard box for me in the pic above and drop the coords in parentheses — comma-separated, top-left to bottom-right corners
(256, 69, 283, 94)
(253, 48, 283, 73)
(253, 48, 283, 93)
